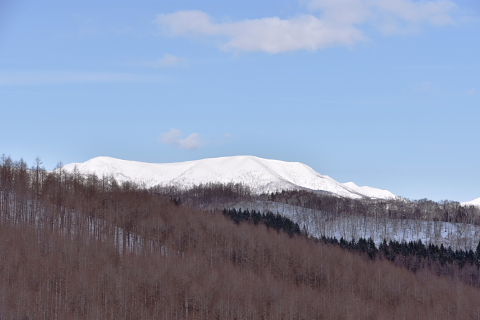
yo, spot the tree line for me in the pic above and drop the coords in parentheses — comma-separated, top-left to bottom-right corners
(223, 208, 304, 237)
(268, 190, 480, 224)
(154, 182, 480, 225)
(319, 236, 480, 288)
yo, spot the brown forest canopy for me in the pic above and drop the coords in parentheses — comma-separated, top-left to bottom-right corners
(1, 155, 480, 319)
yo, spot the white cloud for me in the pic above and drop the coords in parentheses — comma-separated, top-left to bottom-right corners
(0, 71, 164, 86)
(156, 11, 365, 53)
(465, 88, 476, 95)
(144, 54, 185, 68)
(160, 128, 205, 150)
(155, 0, 457, 53)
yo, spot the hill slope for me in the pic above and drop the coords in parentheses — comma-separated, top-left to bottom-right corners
(62, 156, 397, 200)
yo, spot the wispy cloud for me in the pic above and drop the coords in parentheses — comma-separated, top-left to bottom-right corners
(155, 0, 457, 53)
(308, 0, 457, 34)
(392, 65, 454, 70)
(214, 132, 234, 145)
(143, 54, 185, 68)
(0, 71, 165, 86)
(416, 81, 431, 92)
(465, 88, 476, 95)
(160, 128, 205, 150)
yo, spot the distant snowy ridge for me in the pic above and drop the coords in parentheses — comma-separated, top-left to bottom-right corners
(461, 197, 480, 207)
(62, 156, 398, 200)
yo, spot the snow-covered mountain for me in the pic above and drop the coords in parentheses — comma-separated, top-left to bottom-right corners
(62, 156, 398, 200)
(461, 197, 480, 207)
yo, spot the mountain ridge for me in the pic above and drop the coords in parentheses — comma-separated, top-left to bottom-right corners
(462, 197, 480, 208)
(62, 155, 398, 200)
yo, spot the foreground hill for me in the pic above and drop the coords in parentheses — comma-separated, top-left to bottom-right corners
(62, 155, 398, 200)
(2, 155, 480, 319)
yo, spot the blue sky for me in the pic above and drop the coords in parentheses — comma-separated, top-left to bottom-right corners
(0, 0, 479, 202)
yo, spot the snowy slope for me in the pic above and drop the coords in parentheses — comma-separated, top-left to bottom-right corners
(62, 156, 398, 200)
(461, 197, 480, 207)
(229, 201, 480, 251)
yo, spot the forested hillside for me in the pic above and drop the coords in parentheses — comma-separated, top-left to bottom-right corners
(2, 155, 480, 319)
(155, 184, 480, 225)
(155, 183, 480, 251)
